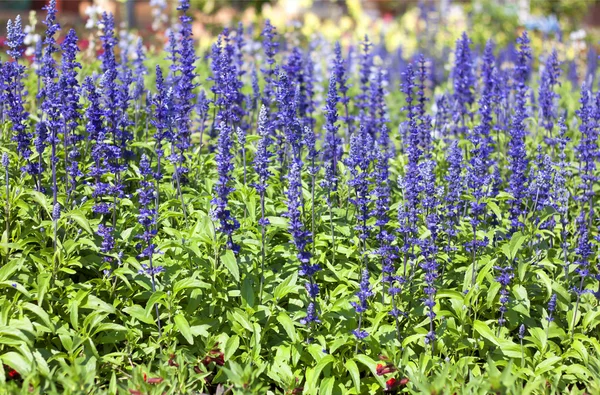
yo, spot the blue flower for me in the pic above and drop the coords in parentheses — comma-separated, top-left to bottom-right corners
(211, 122, 240, 253)
(453, 32, 475, 123)
(508, 32, 532, 231)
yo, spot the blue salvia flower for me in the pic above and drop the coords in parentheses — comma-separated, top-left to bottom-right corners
(368, 66, 388, 144)
(494, 263, 514, 328)
(275, 71, 302, 166)
(528, 146, 554, 229)
(303, 125, 319, 179)
(415, 55, 432, 153)
(285, 158, 320, 326)
(211, 122, 240, 253)
(251, 66, 260, 110)
(300, 302, 320, 326)
(476, 39, 497, 164)
(402, 62, 421, 166)
(576, 84, 597, 222)
(60, 29, 82, 200)
(553, 119, 570, 277)
(132, 38, 147, 103)
(85, 76, 111, 216)
(574, 214, 592, 296)
(196, 89, 210, 145)
(252, 106, 272, 298)
(5, 17, 33, 176)
(233, 23, 248, 132)
(495, 69, 512, 134)
(252, 106, 272, 202)
(171, 0, 198, 181)
(518, 324, 526, 339)
(356, 35, 372, 130)
(283, 47, 305, 118)
(152, 66, 173, 177)
(321, 72, 342, 194)
(136, 154, 159, 262)
(117, 42, 135, 161)
(333, 42, 352, 136)
(39, 0, 62, 213)
(567, 59, 578, 89)
(98, 13, 128, 217)
(347, 125, 373, 259)
(586, 47, 597, 87)
(302, 47, 317, 130)
(52, 202, 61, 221)
(234, 22, 245, 76)
(285, 157, 314, 275)
(445, 141, 465, 247)
(571, 213, 593, 337)
(538, 50, 561, 139)
(97, 223, 115, 258)
(508, 32, 531, 231)
(398, 62, 422, 277)
(351, 269, 372, 341)
(453, 32, 475, 125)
(260, 19, 279, 110)
(418, 159, 440, 346)
(6, 16, 26, 60)
(372, 138, 402, 324)
(546, 293, 557, 322)
(433, 94, 452, 138)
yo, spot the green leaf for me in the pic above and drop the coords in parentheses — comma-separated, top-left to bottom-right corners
(473, 320, 499, 346)
(319, 377, 335, 395)
(174, 314, 194, 345)
(534, 355, 561, 375)
(354, 354, 386, 387)
(274, 272, 298, 300)
(241, 276, 255, 308)
(0, 351, 31, 376)
(224, 335, 240, 361)
(345, 358, 361, 393)
(501, 231, 525, 260)
(93, 323, 127, 336)
(0, 259, 22, 282)
(173, 278, 210, 294)
(306, 355, 334, 394)
(276, 312, 297, 343)
(123, 305, 155, 325)
(221, 250, 239, 282)
(68, 210, 93, 235)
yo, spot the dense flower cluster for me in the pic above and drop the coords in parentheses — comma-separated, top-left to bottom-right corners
(2, 5, 600, 389)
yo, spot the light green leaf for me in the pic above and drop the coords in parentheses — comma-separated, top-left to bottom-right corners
(345, 358, 361, 393)
(276, 312, 297, 343)
(174, 314, 194, 345)
(473, 320, 499, 346)
(221, 250, 239, 282)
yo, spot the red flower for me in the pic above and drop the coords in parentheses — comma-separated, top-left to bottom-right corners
(142, 373, 164, 384)
(3, 364, 20, 381)
(128, 390, 142, 395)
(376, 363, 397, 376)
(386, 378, 399, 391)
(168, 354, 179, 367)
(399, 378, 409, 386)
(201, 348, 225, 366)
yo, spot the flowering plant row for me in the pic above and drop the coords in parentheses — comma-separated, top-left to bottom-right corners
(0, 1, 599, 394)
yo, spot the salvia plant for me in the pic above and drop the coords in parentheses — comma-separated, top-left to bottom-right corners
(0, 5, 599, 395)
